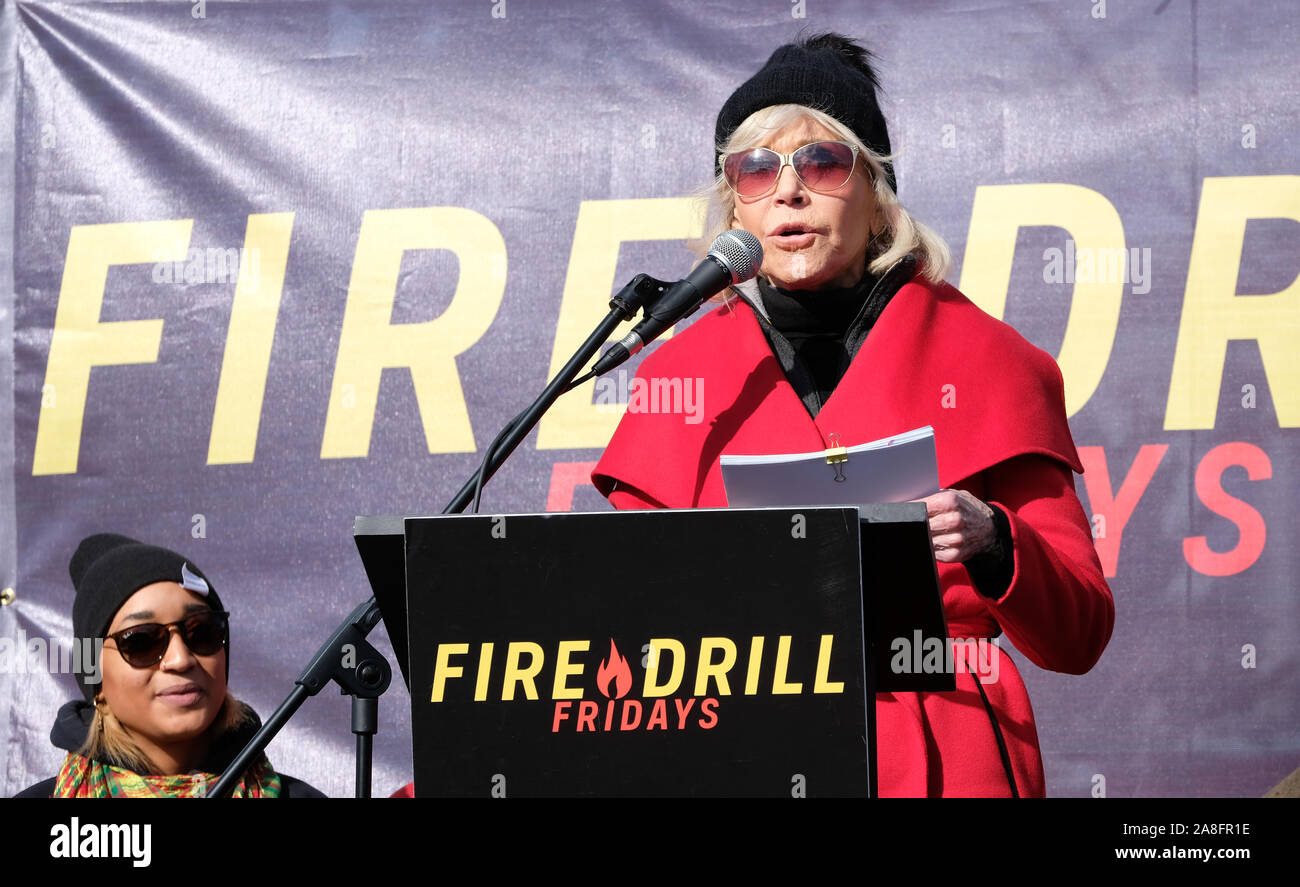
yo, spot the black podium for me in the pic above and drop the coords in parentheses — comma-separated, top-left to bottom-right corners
(354, 504, 950, 798)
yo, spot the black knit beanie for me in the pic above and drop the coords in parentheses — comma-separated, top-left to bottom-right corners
(714, 33, 896, 195)
(70, 533, 227, 700)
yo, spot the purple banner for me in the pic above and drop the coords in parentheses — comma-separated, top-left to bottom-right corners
(2, 0, 1297, 797)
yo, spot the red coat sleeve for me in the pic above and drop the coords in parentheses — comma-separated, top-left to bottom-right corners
(975, 455, 1114, 675)
(606, 482, 667, 510)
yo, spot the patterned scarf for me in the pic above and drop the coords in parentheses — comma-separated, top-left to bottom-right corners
(52, 752, 282, 798)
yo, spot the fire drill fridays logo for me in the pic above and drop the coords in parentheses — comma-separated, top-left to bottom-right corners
(428, 635, 847, 732)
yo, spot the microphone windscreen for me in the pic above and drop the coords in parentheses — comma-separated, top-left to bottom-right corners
(709, 230, 763, 283)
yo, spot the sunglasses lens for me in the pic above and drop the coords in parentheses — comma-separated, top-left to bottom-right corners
(110, 612, 228, 667)
(116, 626, 170, 667)
(180, 612, 227, 656)
(725, 142, 857, 197)
(792, 142, 856, 191)
(725, 149, 781, 197)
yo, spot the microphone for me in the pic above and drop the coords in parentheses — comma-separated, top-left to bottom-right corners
(590, 230, 763, 377)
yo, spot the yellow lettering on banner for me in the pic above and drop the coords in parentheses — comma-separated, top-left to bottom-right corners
(430, 642, 469, 702)
(501, 641, 544, 701)
(207, 213, 295, 464)
(744, 636, 765, 695)
(772, 635, 803, 694)
(958, 184, 1125, 417)
(536, 198, 704, 450)
(813, 634, 844, 694)
(473, 642, 494, 701)
(1165, 176, 1300, 429)
(552, 640, 589, 700)
(693, 637, 737, 697)
(642, 637, 686, 697)
(33, 220, 192, 475)
(321, 207, 506, 459)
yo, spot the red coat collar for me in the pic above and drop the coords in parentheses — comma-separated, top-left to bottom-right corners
(594, 273, 1081, 508)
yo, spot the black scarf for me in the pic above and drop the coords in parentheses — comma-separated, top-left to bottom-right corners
(754, 255, 915, 417)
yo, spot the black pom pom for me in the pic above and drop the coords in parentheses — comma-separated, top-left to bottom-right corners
(798, 32, 883, 93)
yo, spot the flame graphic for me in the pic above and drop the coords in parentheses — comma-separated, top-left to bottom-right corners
(595, 639, 633, 699)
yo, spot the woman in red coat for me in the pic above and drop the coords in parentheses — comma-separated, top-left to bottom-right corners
(592, 33, 1114, 797)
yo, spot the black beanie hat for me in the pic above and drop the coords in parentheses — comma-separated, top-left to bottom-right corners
(70, 533, 226, 700)
(714, 33, 896, 195)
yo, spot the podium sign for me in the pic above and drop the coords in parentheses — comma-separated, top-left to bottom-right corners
(404, 507, 872, 798)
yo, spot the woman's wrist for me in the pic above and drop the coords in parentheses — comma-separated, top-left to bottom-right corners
(966, 503, 1014, 599)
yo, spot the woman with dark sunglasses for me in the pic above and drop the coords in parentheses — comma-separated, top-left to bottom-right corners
(15, 534, 323, 797)
(593, 33, 1113, 797)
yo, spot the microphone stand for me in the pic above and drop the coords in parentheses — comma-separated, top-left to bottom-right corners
(206, 273, 669, 798)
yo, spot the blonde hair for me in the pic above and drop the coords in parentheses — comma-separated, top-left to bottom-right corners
(82, 690, 251, 774)
(698, 104, 951, 284)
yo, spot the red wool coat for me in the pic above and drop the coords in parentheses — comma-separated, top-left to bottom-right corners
(591, 273, 1114, 797)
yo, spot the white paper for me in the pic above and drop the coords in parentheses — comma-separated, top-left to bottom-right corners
(720, 426, 940, 508)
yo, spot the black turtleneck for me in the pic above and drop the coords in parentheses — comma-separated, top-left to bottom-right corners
(756, 267, 887, 411)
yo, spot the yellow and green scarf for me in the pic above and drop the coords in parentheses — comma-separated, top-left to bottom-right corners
(52, 752, 282, 798)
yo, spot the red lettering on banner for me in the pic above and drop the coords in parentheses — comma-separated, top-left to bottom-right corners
(619, 699, 643, 730)
(1078, 444, 1168, 577)
(553, 696, 722, 732)
(646, 698, 669, 730)
(1184, 442, 1271, 577)
(546, 461, 598, 511)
